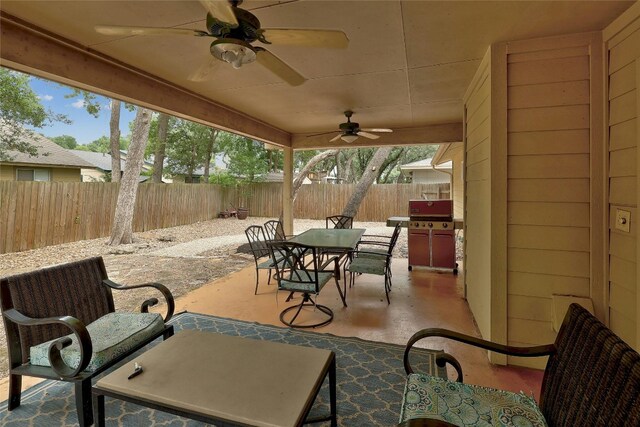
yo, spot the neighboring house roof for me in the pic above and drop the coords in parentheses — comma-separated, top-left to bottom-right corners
(69, 149, 124, 171)
(1, 129, 94, 169)
(400, 158, 453, 171)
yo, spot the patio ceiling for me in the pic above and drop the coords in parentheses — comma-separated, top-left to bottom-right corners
(0, 1, 633, 149)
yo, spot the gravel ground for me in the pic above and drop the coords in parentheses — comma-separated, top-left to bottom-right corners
(0, 217, 463, 380)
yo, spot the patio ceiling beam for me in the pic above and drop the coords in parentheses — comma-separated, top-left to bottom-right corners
(291, 123, 463, 150)
(0, 13, 291, 148)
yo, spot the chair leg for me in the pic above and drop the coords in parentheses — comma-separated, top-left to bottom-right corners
(384, 272, 391, 305)
(7, 374, 22, 410)
(334, 277, 347, 307)
(75, 378, 93, 427)
(267, 269, 272, 285)
(163, 325, 175, 340)
(254, 267, 259, 295)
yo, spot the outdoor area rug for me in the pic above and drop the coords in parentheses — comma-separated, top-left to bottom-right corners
(0, 312, 446, 426)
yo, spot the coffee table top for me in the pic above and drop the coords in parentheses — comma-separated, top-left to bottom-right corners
(95, 330, 334, 427)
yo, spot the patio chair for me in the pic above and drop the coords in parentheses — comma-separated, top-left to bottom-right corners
(399, 303, 640, 427)
(347, 229, 397, 304)
(263, 219, 289, 241)
(245, 225, 281, 295)
(356, 223, 402, 259)
(0, 257, 175, 427)
(326, 215, 354, 229)
(270, 241, 347, 328)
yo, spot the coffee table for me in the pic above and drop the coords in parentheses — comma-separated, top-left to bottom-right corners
(92, 330, 336, 426)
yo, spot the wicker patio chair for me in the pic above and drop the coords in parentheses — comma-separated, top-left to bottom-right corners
(0, 257, 175, 427)
(399, 303, 640, 426)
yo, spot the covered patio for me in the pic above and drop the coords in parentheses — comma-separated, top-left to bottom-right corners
(1, 0, 640, 425)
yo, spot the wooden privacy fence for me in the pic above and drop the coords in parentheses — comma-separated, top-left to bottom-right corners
(0, 181, 449, 254)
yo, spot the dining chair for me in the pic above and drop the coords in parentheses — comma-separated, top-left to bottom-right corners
(270, 241, 347, 328)
(263, 219, 287, 242)
(326, 215, 354, 229)
(244, 225, 280, 295)
(347, 226, 400, 304)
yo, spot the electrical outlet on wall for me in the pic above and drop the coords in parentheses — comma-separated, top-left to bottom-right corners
(615, 209, 631, 233)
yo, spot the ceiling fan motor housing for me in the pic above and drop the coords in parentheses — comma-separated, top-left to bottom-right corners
(206, 8, 262, 42)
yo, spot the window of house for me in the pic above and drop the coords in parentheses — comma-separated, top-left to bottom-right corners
(16, 168, 50, 182)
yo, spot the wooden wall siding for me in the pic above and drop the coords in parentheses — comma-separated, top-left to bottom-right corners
(0, 181, 448, 254)
(606, 21, 639, 349)
(505, 39, 593, 368)
(464, 51, 493, 341)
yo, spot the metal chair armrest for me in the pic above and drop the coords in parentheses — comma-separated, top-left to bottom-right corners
(403, 328, 556, 382)
(102, 279, 175, 322)
(3, 308, 92, 379)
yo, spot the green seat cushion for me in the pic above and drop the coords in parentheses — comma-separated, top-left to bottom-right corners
(400, 374, 547, 427)
(30, 312, 164, 372)
(279, 271, 333, 293)
(348, 256, 386, 276)
(357, 247, 388, 258)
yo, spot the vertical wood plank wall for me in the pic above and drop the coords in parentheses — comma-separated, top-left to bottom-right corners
(464, 50, 493, 340)
(504, 34, 596, 368)
(605, 9, 640, 350)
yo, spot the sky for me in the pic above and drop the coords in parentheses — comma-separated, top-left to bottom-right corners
(28, 76, 137, 146)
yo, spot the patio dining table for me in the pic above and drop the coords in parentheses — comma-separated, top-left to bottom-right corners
(289, 228, 366, 283)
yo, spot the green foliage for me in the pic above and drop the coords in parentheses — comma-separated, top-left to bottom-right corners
(74, 135, 129, 153)
(49, 134, 78, 149)
(216, 133, 270, 182)
(64, 88, 101, 118)
(164, 119, 213, 179)
(208, 170, 238, 185)
(0, 68, 70, 161)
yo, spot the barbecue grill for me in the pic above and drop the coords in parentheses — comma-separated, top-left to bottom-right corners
(407, 199, 458, 274)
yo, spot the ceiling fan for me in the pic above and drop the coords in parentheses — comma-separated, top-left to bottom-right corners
(314, 111, 393, 143)
(94, 0, 348, 86)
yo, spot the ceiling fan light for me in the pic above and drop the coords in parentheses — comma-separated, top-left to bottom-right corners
(210, 39, 257, 69)
(341, 134, 358, 143)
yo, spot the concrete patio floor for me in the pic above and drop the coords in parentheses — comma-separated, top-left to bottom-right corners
(174, 258, 545, 400)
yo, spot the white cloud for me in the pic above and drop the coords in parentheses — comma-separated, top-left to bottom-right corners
(39, 94, 54, 101)
(71, 99, 86, 109)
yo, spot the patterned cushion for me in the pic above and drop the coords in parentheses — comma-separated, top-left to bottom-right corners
(279, 271, 333, 293)
(30, 312, 164, 372)
(400, 374, 548, 427)
(348, 256, 386, 276)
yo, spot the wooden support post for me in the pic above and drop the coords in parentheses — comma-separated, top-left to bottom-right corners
(283, 147, 294, 236)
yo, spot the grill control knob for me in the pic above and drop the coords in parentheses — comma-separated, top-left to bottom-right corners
(443, 223, 448, 228)
(428, 222, 433, 228)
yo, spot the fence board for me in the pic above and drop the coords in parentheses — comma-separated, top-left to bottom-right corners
(0, 182, 449, 253)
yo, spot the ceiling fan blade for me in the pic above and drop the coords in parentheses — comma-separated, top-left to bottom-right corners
(260, 29, 349, 49)
(255, 49, 306, 86)
(330, 134, 342, 142)
(187, 57, 221, 82)
(95, 25, 206, 37)
(361, 128, 393, 133)
(199, 0, 239, 28)
(307, 131, 338, 138)
(358, 131, 380, 140)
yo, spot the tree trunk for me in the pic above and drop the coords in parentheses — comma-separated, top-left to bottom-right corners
(109, 108, 152, 245)
(203, 129, 218, 183)
(109, 99, 122, 182)
(342, 151, 356, 183)
(292, 149, 338, 201)
(152, 113, 169, 183)
(342, 147, 392, 218)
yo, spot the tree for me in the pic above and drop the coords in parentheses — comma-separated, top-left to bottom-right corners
(292, 149, 338, 201)
(109, 100, 122, 182)
(165, 119, 213, 182)
(342, 147, 393, 218)
(217, 133, 270, 182)
(152, 113, 169, 183)
(49, 135, 78, 149)
(203, 128, 219, 182)
(109, 107, 152, 245)
(0, 68, 70, 160)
